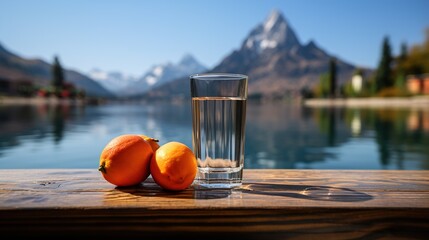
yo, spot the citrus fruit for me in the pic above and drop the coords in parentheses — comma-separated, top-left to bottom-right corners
(150, 141, 197, 191)
(139, 134, 160, 152)
(98, 134, 153, 187)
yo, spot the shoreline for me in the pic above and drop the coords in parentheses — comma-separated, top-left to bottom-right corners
(2, 95, 429, 109)
(304, 96, 429, 108)
(0, 96, 86, 106)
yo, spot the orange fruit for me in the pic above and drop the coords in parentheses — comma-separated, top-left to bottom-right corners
(98, 134, 153, 187)
(150, 142, 197, 191)
(139, 134, 160, 152)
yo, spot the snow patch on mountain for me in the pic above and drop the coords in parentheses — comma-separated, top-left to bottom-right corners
(243, 9, 301, 53)
(88, 69, 138, 95)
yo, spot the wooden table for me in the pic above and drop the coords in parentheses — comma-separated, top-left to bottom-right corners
(0, 169, 428, 239)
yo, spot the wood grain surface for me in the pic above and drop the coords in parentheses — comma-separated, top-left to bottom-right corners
(0, 169, 428, 239)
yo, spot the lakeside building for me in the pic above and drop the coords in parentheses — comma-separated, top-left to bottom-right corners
(407, 74, 429, 95)
(351, 74, 363, 93)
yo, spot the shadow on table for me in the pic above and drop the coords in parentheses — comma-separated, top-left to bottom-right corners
(109, 180, 372, 202)
(110, 179, 232, 200)
(239, 183, 373, 202)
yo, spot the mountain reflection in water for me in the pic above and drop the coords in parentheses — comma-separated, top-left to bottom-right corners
(0, 102, 428, 170)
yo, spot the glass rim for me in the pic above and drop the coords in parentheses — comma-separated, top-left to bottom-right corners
(190, 73, 248, 80)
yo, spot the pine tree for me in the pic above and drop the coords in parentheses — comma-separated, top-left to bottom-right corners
(52, 56, 65, 90)
(329, 57, 337, 98)
(375, 37, 393, 92)
(399, 42, 408, 62)
(318, 73, 330, 98)
(395, 42, 408, 88)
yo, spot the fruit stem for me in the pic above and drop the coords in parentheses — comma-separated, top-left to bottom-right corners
(98, 163, 106, 173)
(149, 138, 159, 142)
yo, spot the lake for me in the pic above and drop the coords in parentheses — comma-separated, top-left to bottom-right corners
(1, 101, 428, 170)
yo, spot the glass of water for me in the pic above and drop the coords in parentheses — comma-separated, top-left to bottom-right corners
(190, 73, 248, 189)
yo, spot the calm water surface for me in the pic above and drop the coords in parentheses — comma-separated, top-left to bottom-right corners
(1, 102, 428, 169)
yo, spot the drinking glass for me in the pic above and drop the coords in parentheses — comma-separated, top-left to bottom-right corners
(190, 73, 248, 188)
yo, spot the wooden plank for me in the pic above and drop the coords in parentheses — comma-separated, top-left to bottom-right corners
(1, 169, 428, 209)
(0, 169, 428, 238)
(1, 208, 428, 239)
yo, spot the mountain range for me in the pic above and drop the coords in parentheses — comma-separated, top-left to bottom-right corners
(0, 42, 206, 98)
(89, 54, 206, 97)
(87, 69, 138, 95)
(1, 10, 363, 100)
(144, 10, 358, 99)
(0, 43, 113, 98)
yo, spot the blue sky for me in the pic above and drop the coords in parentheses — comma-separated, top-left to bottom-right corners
(0, 0, 428, 76)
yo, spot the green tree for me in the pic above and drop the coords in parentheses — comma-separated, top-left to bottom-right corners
(401, 28, 429, 74)
(329, 57, 337, 98)
(395, 42, 408, 88)
(375, 37, 393, 92)
(399, 42, 408, 62)
(314, 60, 337, 99)
(319, 73, 330, 98)
(52, 55, 65, 90)
(342, 81, 354, 98)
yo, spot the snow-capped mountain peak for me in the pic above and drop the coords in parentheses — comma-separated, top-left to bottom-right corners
(88, 69, 138, 94)
(91, 53, 206, 97)
(153, 65, 165, 77)
(119, 54, 207, 96)
(89, 68, 109, 80)
(177, 54, 207, 73)
(264, 9, 282, 31)
(243, 9, 301, 53)
(178, 54, 198, 66)
(139, 55, 206, 87)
